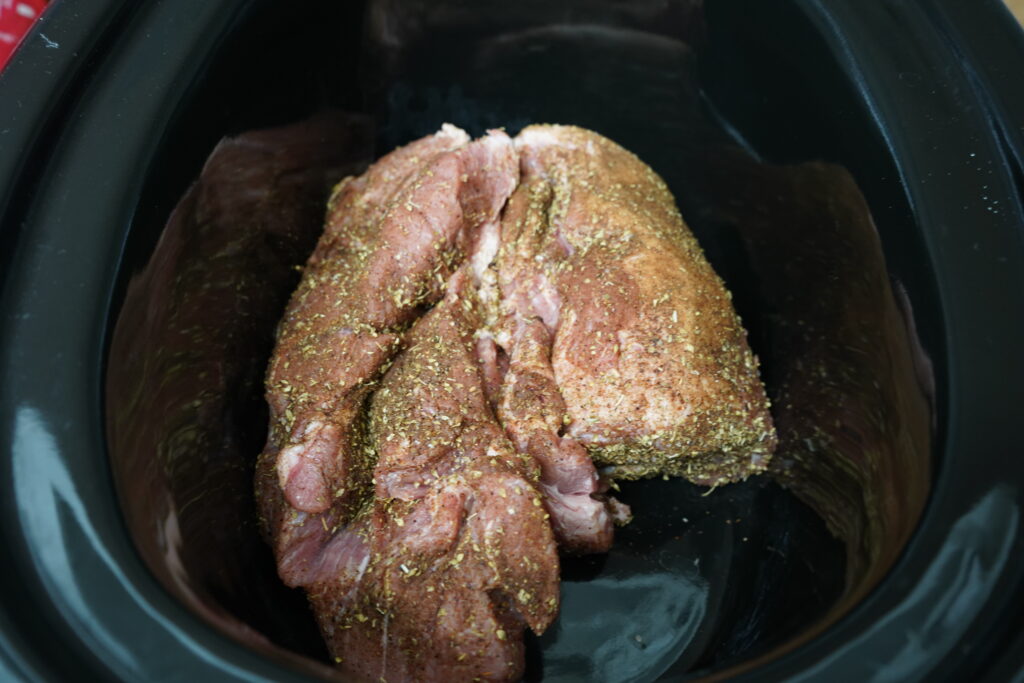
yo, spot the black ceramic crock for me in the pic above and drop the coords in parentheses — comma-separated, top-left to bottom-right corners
(1, 0, 1023, 681)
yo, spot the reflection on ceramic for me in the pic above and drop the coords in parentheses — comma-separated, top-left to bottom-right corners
(13, 405, 141, 671)
(106, 111, 375, 666)
(542, 572, 708, 683)
(687, 148, 934, 603)
(790, 486, 1019, 682)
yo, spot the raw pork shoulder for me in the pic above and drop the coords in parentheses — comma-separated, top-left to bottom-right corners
(257, 124, 775, 681)
(499, 125, 776, 486)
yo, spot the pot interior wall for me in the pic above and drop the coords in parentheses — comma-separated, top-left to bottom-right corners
(105, 0, 936, 679)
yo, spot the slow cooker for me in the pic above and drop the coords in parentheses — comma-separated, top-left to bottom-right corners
(1, 0, 1023, 680)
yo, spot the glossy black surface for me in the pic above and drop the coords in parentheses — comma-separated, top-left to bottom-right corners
(1, 0, 1023, 681)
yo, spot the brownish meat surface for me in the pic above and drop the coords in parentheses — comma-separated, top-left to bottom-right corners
(257, 124, 775, 681)
(499, 125, 776, 486)
(304, 274, 559, 682)
(256, 125, 519, 576)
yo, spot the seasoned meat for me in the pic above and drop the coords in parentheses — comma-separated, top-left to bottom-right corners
(496, 316, 625, 553)
(306, 274, 559, 682)
(500, 125, 776, 486)
(256, 123, 775, 681)
(256, 126, 519, 578)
